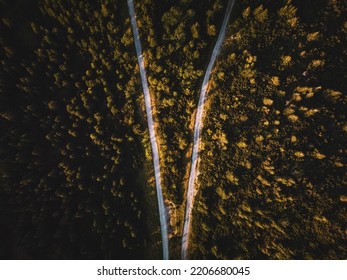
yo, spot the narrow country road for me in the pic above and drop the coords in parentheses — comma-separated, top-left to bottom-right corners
(181, 0, 236, 260)
(127, 0, 169, 260)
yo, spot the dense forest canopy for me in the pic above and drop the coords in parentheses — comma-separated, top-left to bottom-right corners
(0, 0, 161, 259)
(0, 0, 346, 259)
(190, 0, 346, 259)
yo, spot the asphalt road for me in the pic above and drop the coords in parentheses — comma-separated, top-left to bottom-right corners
(181, 0, 236, 260)
(127, 0, 169, 260)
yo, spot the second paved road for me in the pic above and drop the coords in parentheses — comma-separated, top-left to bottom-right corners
(181, 0, 236, 260)
(127, 0, 169, 260)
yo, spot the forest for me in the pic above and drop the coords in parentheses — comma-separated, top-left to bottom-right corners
(0, 0, 346, 259)
(190, 0, 346, 259)
(0, 0, 161, 259)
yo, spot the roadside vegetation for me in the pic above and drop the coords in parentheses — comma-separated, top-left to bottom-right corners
(0, 0, 161, 259)
(190, 0, 346, 259)
(133, 0, 229, 258)
(134, 0, 226, 200)
(0, 0, 345, 260)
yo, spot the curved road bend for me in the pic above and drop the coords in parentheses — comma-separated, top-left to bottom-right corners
(181, 0, 236, 260)
(127, 0, 169, 260)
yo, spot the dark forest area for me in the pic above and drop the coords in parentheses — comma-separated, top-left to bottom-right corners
(0, 0, 345, 259)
